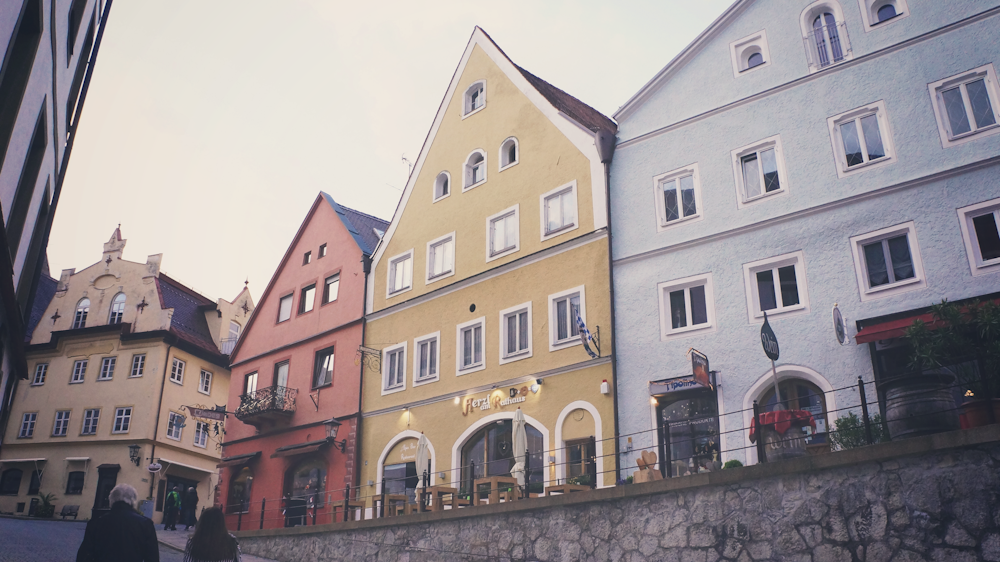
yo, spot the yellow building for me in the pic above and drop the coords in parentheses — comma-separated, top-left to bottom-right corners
(359, 28, 619, 503)
(0, 229, 253, 521)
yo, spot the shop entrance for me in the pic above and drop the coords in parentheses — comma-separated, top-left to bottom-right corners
(460, 420, 544, 496)
(652, 374, 720, 478)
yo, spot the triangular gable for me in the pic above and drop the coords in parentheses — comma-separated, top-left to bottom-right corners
(367, 26, 615, 311)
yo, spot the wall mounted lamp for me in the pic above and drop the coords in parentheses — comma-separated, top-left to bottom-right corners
(323, 418, 347, 453)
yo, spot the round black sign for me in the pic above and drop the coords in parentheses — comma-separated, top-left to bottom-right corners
(760, 312, 779, 361)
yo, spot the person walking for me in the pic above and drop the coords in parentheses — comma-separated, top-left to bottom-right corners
(182, 486, 199, 530)
(163, 486, 181, 531)
(182, 507, 240, 562)
(76, 483, 159, 562)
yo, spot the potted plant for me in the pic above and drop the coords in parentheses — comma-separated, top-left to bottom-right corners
(33, 493, 56, 518)
(905, 299, 1000, 428)
(829, 412, 887, 450)
(722, 460, 743, 469)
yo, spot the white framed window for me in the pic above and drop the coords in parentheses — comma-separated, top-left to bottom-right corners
(194, 421, 209, 448)
(413, 332, 440, 386)
(19, 413, 36, 438)
(319, 244, 327, 258)
(130, 354, 145, 377)
(31, 364, 47, 386)
(731, 136, 788, 208)
(958, 197, 1000, 276)
(166, 411, 183, 441)
(228, 320, 240, 340)
(98, 357, 116, 381)
(456, 317, 486, 374)
(929, 64, 1000, 148)
(499, 137, 519, 171)
(463, 80, 486, 117)
(499, 302, 532, 364)
(827, 100, 895, 177)
(199, 370, 213, 395)
(548, 285, 587, 351)
(323, 274, 340, 304)
(108, 293, 126, 324)
(386, 250, 414, 298)
(434, 171, 451, 202)
(277, 294, 293, 323)
(486, 205, 519, 261)
(82, 409, 100, 435)
(857, 0, 909, 31)
(381, 343, 407, 395)
(53, 410, 70, 436)
(729, 30, 771, 77)
(426, 233, 456, 284)
(653, 164, 702, 230)
(170, 358, 185, 385)
(742, 251, 810, 322)
(850, 222, 925, 301)
(73, 298, 89, 329)
(540, 181, 578, 241)
(113, 407, 132, 434)
(800, 2, 853, 72)
(71, 360, 87, 384)
(657, 273, 716, 340)
(464, 150, 487, 190)
(299, 284, 316, 314)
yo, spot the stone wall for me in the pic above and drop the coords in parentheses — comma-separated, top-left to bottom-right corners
(235, 426, 1000, 561)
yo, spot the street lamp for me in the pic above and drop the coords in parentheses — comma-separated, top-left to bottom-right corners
(323, 418, 347, 453)
(128, 444, 141, 466)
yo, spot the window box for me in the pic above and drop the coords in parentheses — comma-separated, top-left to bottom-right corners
(731, 136, 787, 208)
(827, 100, 895, 178)
(413, 332, 440, 386)
(499, 302, 532, 364)
(540, 181, 578, 241)
(742, 251, 810, 322)
(658, 273, 716, 340)
(928, 64, 1000, 148)
(381, 343, 407, 395)
(958, 197, 1000, 276)
(850, 222, 926, 301)
(548, 286, 587, 351)
(387, 250, 414, 298)
(456, 317, 486, 375)
(486, 205, 520, 262)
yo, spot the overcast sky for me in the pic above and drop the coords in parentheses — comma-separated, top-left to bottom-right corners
(50, 0, 732, 302)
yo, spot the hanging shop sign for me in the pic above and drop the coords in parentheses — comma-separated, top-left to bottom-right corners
(690, 349, 712, 389)
(147, 463, 162, 474)
(186, 407, 226, 422)
(833, 304, 849, 346)
(462, 385, 531, 416)
(649, 372, 715, 396)
(760, 312, 780, 361)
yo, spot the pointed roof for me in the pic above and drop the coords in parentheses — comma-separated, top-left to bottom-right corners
(156, 273, 222, 357)
(320, 192, 389, 255)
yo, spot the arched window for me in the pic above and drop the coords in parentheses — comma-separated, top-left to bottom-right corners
(876, 3, 896, 22)
(108, 293, 126, 324)
(759, 379, 829, 431)
(464, 81, 486, 116)
(434, 172, 450, 201)
(227, 467, 253, 513)
(74, 298, 90, 329)
(0, 468, 23, 495)
(747, 52, 765, 69)
(500, 138, 518, 170)
(283, 457, 326, 526)
(812, 12, 844, 68)
(460, 419, 544, 496)
(465, 151, 486, 189)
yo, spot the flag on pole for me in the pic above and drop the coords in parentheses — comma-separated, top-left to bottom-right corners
(576, 313, 599, 359)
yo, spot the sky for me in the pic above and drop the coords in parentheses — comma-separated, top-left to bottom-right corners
(49, 0, 733, 303)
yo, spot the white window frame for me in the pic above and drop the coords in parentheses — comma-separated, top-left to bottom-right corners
(386, 249, 414, 299)
(486, 204, 520, 262)
(455, 317, 486, 375)
(657, 273, 717, 340)
(130, 354, 145, 377)
(323, 273, 340, 304)
(800, 1, 854, 73)
(729, 30, 771, 77)
(653, 163, 703, 231)
(381, 342, 407, 396)
(112, 407, 132, 434)
(498, 302, 533, 365)
(53, 410, 70, 437)
(31, 363, 47, 386)
(19, 412, 36, 438)
(499, 137, 519, 171)
(539, 181, 579, 241)
(199, 370, 213, 395)
(412, 332, 441, 387)
(426, 232, 456, 285)
(277, 294, 293, 323)
(194, 421, 209, 448)
(98, 357, 116, 381)
(462, 80, 486, 118)
(71, 360, 87, 384)
(548, 285, 587, 352)
(166, 411, 183, 441)
(857, 0, 909, 31)
(82, 409, 100, 435)
(928, 64, 1000, 148)
(433, 171, 451, 203)
(464, 149, 487, 191)
(742, 250, 810, 323)
(827, 100, 896, 178)
(850, 222, 926, 301)
(731, 135, 788, 209)
(170, 358, 185, 385)
(958, 197, 1000, 276)
(108, 293, 126, 324)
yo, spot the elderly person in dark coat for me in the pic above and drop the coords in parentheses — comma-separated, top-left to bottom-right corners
(76, 483, 159, 562)
(182, 486, 199, 530)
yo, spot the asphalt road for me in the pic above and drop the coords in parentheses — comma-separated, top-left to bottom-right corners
(0, 517, 185, 562)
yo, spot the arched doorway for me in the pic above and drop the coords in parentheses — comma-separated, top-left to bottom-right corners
(459, 420, 544, 496)
(283, 457, 326, 527)
(226, 467, 253, 514)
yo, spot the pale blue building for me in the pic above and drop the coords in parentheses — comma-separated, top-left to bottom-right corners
(610, 0, 1000, 473)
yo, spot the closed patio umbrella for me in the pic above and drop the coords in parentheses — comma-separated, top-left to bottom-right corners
(415, 432, 430, 493)
(511, 408, 527, 487)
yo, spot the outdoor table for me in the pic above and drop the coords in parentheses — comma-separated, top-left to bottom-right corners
(424, 485, 459, 511)
(376, 493, 408, 518)
(331, 499, 366, 522)
(473, 476, 519, 506)
(544, 484, 590, 496)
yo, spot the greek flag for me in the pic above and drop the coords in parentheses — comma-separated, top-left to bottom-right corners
(576, 313, 599, 359)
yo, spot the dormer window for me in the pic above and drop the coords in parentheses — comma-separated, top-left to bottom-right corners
(434, 172, 451, 201)
(499, 137, 518, 170)
(108, 293, 126, 324)
(74, 298, 90, 329)
(464, 150, 487, 190)
(464, 81, 486, 117)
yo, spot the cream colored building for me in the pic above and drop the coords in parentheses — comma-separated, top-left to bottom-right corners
(359, 28, 619, 504)
(0, 230, 253, 521)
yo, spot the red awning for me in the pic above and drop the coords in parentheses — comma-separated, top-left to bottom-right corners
(854, 298, 1000, 344)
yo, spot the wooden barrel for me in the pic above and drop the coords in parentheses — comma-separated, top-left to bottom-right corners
(882, 373, 959, 440)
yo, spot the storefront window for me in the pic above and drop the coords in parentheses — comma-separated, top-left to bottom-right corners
(227, 467, 253, 514)
(284, 458, 326, 527)
(383, 462, 417, 504)
(460, 420, 544, 495)
(656, 386, 720, 478)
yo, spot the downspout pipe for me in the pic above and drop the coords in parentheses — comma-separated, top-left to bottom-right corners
(353, 253, 373, 499)
(149, 343, 172, 500)
(594, 128, 621, 482)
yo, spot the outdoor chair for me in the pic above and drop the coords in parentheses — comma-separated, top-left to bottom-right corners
(60, 505, 80, 519)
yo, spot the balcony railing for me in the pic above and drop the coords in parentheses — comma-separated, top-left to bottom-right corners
(803, 20, 852, 71)
(220, 337, 238, 355)
(235, 386, 297, 424)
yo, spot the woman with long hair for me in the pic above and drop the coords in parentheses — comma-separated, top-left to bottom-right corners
(183, 507, 240, 562)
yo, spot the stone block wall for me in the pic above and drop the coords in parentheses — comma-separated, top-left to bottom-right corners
(235, 426, 1000, 561)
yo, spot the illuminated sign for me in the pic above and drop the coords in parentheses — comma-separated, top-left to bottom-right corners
(462, 386, 530, 416)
